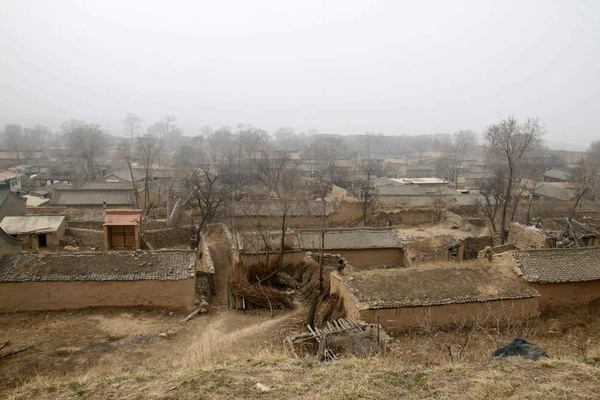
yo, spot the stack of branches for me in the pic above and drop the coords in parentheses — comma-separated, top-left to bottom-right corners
(301, 260, 345, 326)
(230, 260, 293, 310)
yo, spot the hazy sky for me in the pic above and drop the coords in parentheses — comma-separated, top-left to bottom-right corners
(1, 0, 599, 149)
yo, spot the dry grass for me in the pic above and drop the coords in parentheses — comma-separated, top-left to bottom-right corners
(5, 352, 600, 399)
(2, 303, 600, 399)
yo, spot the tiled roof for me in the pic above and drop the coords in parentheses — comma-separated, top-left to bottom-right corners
(104, 210, 142, 226)
(0, 215, 65, 234)
(49, 189, 136, 206)
(0, 250, 196, 282)
(104, 169, 145, 182)
(332, 265, 538, 310)
(375, 185, 425, 196)
(230, 200, 333, 217)
(82, 182, 133, 190)
(534, 183, 576, 202)
(298, 228, 404, 250)
(404, 165, 435, 171)
(543, 169, 570, 181)
(513, 246, 600, 283)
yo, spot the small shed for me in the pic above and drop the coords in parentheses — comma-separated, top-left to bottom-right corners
(103, 209, 142, 250)
(330, 263, 540, 332)
(297, 228, 406, 267)
(0, 250, 197, 312)
(0, 215, 66, 250)
(513, 246, 600, 308)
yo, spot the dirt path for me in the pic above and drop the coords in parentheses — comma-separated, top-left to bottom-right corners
(206, 224, 233, 307)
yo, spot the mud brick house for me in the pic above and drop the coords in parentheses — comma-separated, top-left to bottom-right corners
(0, 227, 22, 253)
(543, 168, 570, 183)
(0, 185, 26, 221)
(103, 210, 142, 250)
(330, 264, 540, 332)
(512, 246, 600, 308)
(0, 250, 197, 312)
(508, 221, 600, 249)
(0, 215, 65, 250)
(297, 228, 406, 267)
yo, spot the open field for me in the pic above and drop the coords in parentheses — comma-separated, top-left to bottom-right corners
(1, 302, 600, 399)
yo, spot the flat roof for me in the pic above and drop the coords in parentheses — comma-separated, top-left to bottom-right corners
(333, 263, 538, 310)
(0, 250, 196, 282)
(0, 215, 65, 235)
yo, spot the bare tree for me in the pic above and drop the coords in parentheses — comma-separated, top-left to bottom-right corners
(3, 124, 23, 160)
(477, 166, 506, 234)
(483, 117, 544, 243)
(255, 147, 303, 271)
(123, 113, 142, 139)
(569, 144, 600, 222)
(63, 120, 107, 182)
(187, 164, 228, 248)
(441, 130, 477, 189)
(118, 139, 140, 209)
(136, 132, 162, 214)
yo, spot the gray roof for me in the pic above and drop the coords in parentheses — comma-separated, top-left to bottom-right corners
(81, 182, 134, 190)
(534, 184, 576, 202)
(0, 250, 196, 282)
(333, 265, 538, 309)
(0, 215, 65, 234)
(543, 169, 570, 181)
(49, 189, 136, 206)
(375, 185, 426, 196)
(513, 246, 600, 283)
(298, 228, 404, 250)
(376, 193, 484, 208)
(404, 165, 435, 171)
(105, 169, 145, 182)
(231, 200, 333, 217)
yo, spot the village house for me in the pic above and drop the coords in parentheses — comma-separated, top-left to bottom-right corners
(103, 209, 142, 250)
(0, 227, 22, 253)
(0, 250, 198, 312)
(0, 185, 26, 221)
(0, 215, 66, 250)
(508, 220, 600, 249)
(401, 164, 435, 178)
(48, 189, 137, 209)
(543, 168, 570, 183)
(532, 182, 577, 202)
(330, 263, 539, 332)
(103, 168, 145, 183)
(296, 228, 407, 267)
(512, 246, 600, 308)
(0, 171, 22, 193)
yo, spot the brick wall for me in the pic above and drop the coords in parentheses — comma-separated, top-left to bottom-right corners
(65, 227, 104, 249)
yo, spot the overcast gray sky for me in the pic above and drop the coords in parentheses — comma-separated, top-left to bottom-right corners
(1, 0, 599, 149)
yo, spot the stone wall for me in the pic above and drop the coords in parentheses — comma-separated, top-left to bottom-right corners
(507, 223, 550, 250)
(462, 236, 493, 260)
(143, 227, 193, 249)
(65, 227, 104, 249)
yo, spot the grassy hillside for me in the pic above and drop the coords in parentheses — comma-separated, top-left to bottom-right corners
(5, 352, 600, 399)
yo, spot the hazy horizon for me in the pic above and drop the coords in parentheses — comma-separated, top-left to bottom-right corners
(1, 1, 599, 151)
